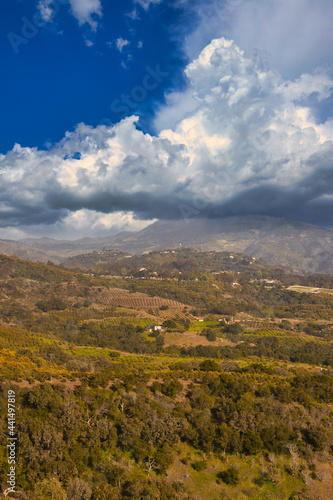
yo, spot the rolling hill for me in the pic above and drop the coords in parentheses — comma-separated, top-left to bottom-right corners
(1, 254, 333, 499)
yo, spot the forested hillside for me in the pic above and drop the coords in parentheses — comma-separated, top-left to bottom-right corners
(0, 253, 333, 499)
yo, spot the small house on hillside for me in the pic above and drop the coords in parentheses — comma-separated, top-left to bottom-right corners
(146, 324, 163, 332)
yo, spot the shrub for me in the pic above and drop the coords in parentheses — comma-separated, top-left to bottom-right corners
(67, 478, 92, 500)
(302, 425, 327, 451)
(109, 351, 121, 358)
(199, 359, 220, 372)
(206, 330, 217, 342)
(163, 320, 178, 330)
(225, 323, 243, 334)
(36, 297, 68, 312)
(162, 379, 183, 398)
(151, 381, 162, 393)
(242, 430, 264, 455)
(217, 467, 240, 486)
(191, 460, 207, 471)
(34, 478, 66, 500)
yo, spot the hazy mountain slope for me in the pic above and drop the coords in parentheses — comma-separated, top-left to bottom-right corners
(93, 216, 333, 274)
(20, 232, 133, 252)
(0, 239, 52, 263)
(0, 232, 134, 263)
(1, 216, 333, 272)
(19, 232, 133, 261)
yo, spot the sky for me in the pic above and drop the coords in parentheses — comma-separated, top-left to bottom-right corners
(0, 0, 333, 239)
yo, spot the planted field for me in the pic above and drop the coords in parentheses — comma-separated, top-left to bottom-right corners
(251, 329, 296, 337)
(189, 320, 221, 332)
(86, 317, 150, 328)
(288, 285, 333, 295)
(49, 306, 121, 321)
(163, 330, 233, 348)
(245, 329, 327, 346)
(99, 287, 196, 318)
(157, 308, 195, 321)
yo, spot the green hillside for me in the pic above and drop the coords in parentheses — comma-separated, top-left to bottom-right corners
(0, 254, 333, 499)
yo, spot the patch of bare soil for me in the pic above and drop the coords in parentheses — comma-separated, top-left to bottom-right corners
(305, 459, 333, 500)
(163, 331, 236, 348)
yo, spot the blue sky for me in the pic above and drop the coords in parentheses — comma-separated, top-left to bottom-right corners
(1, 0, 189, 152)
(1, 0, 333, 239)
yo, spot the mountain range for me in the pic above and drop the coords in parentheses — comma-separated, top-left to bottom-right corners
(1, 215, 333, 273)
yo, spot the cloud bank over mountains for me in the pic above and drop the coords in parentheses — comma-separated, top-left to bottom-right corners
(1, 36, 332, 238)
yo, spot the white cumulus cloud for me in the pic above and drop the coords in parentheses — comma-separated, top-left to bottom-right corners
(37, 0, 55, 22)
(36, 0, 103, 30)
(116, 38, 130, 53)
(134, 0, 163, 11)
(69, 0, 102, 30)
(1, 36, 333, 238)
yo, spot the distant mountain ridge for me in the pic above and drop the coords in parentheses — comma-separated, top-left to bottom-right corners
(1, 216, 333, 273)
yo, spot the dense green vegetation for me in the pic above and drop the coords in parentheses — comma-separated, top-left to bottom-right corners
(1, 362, 333, 499)
(0, 252, 333, 499)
